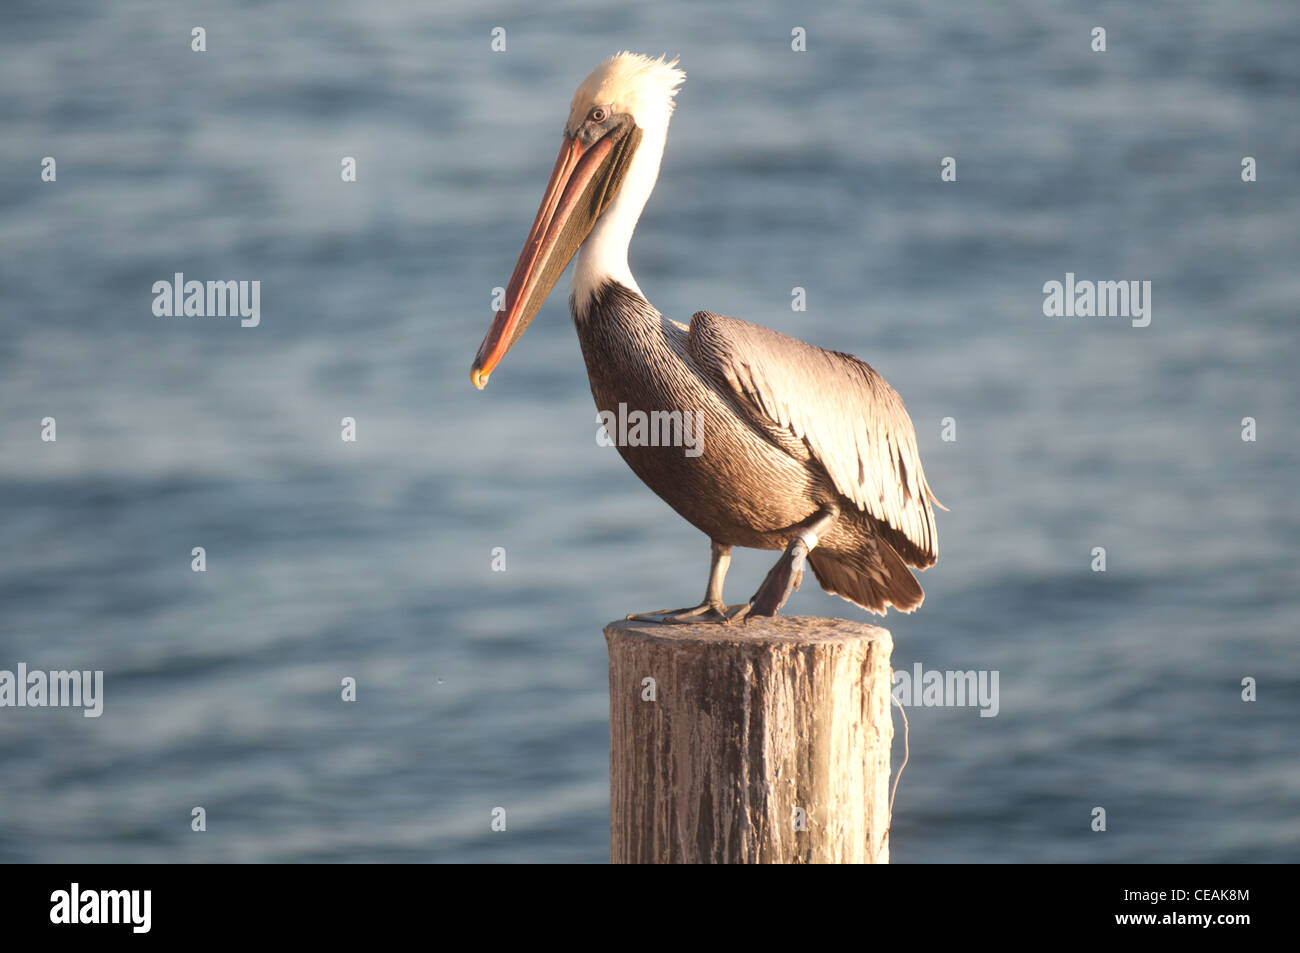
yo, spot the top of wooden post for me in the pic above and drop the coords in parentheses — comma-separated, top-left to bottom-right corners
(605, 615, 891, 650)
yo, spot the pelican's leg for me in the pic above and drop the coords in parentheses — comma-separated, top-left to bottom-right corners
(627, 541, 750, 624)
(747, 504, 840, 618)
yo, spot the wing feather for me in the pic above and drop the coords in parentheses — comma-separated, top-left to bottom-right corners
(688, 310, 939, 566)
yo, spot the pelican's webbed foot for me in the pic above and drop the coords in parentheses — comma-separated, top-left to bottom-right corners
(747, 537, 809, 617)
(626, 602, 751, 625)
(627, 540, 751, 625)
(747, 505, 839, 619)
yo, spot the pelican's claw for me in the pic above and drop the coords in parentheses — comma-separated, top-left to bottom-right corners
(626, 603, 751, 625)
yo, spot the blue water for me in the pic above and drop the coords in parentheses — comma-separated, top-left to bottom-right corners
(1, 0, 1297, 862)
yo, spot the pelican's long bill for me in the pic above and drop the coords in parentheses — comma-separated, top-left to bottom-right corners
(471, 117, 642, 389)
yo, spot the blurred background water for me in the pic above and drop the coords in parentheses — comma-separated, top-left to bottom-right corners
(0, 0, 1297, 863)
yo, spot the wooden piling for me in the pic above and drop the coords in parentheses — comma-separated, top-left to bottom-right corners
(605, 615, 893, 864)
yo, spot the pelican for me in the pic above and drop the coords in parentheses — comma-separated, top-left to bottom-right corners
(471, 52, 942, 622)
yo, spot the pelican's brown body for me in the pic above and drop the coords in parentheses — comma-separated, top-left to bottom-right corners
(577, 280, 935, 614)
(471, 53, 941, 620)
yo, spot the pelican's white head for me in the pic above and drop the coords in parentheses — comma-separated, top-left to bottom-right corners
(472, 53, 685, 388)
(564, 52, 685, 141)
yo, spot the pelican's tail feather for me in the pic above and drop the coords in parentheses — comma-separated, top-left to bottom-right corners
(808, 541, 925, 615)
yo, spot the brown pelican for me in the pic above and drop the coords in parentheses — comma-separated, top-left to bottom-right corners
(471, 52, 942, 622)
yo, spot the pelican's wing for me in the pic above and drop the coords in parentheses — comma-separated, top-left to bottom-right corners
(688, 310, 939, 567)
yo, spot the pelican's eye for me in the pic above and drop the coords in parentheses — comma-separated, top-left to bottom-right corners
(589, 107, 608, 123)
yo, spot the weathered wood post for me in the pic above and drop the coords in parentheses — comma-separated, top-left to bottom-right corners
(605, 615, 893, 863)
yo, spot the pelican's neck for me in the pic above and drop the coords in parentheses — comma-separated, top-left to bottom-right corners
(571, 118, 668, 318)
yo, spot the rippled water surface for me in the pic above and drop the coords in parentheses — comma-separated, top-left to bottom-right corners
(1, 0, 1297, 862)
